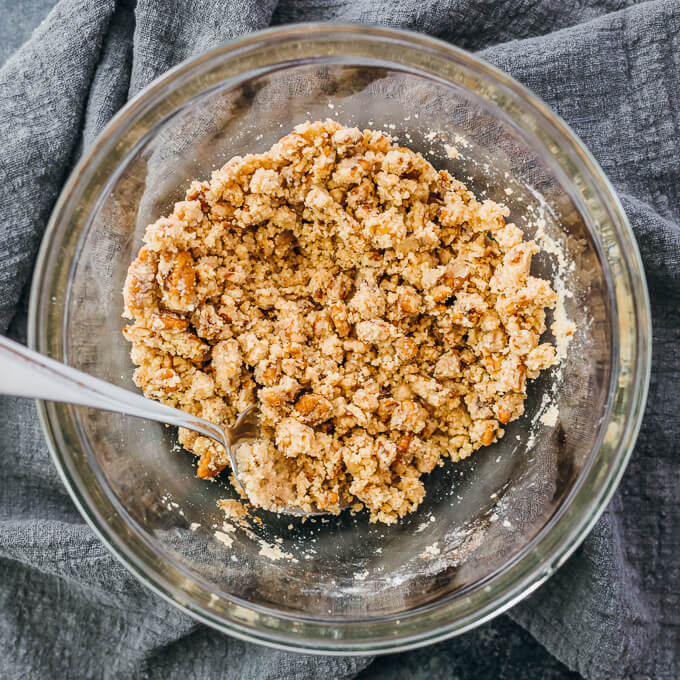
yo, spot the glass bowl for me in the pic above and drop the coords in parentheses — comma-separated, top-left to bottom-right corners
(28, 24, 651, 654)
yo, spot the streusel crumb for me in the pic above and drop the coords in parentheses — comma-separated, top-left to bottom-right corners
(123, 120, 560, 524)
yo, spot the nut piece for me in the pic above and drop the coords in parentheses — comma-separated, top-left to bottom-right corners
(197, 451, 226, 479)
(394, 337, 418, 362)
(161, 251, 197, 312)
(494, 392, 525, 425)
(396, 285, 422, 315)
(294, 393, 333, 424)
(150, 310, 189, 331)
(395, 433, 414, 464)
(329, 302, 351, 337)
(475, 420, 499, 447)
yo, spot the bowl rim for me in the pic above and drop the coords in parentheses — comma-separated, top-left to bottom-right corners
(28, 22, 651, 654)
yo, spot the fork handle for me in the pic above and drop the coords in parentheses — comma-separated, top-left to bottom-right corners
(0, 334, 224, 444)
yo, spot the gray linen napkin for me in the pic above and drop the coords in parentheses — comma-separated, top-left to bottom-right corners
(1, 1, 678, 678)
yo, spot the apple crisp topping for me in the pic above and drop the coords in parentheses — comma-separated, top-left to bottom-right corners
(123, 119, 560, 524)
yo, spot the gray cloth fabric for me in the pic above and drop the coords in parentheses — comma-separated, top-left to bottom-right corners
(0, 1, 678, 678)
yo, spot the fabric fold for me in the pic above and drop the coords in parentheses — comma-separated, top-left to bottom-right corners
(129, 0, 279, 96)
(0, 0, 116, 333)
(0, 1, 678, 678)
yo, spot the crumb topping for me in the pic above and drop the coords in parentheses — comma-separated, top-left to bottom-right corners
(123, 119, 559, 523)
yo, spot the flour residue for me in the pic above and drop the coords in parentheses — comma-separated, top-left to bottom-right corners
(258, 541, 292, 561)
(421, 543, 441, 559)
(540, 404, 559, 427)
(214, 530, 233, 547)
(532, 215, 576, 360)
(444, 144, 459, 159)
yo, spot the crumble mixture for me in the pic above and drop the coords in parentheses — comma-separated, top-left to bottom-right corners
(123, 119, 560, 524)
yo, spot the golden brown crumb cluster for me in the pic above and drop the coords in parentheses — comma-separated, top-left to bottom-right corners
(123, 119, 558, 523)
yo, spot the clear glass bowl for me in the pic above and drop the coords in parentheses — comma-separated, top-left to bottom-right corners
(28, 25, 651, 654)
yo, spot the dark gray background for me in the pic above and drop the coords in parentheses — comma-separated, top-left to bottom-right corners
(0, 1, 677, 679)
